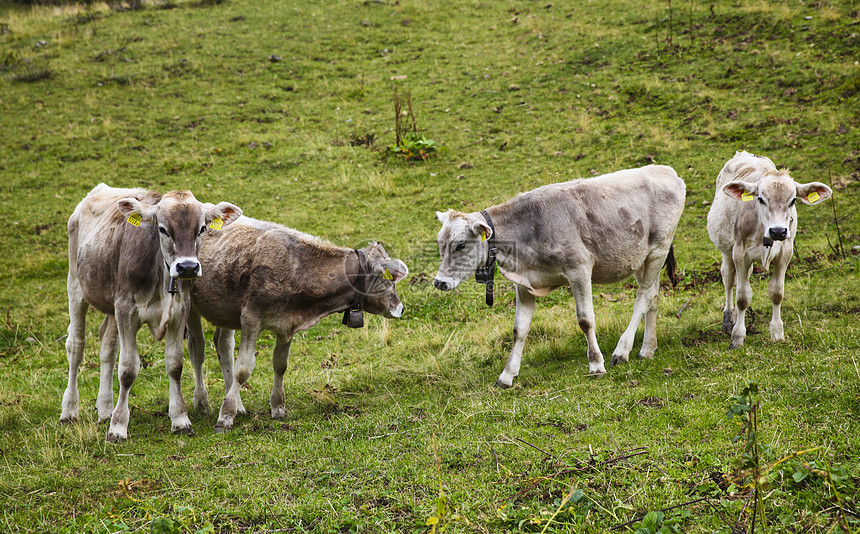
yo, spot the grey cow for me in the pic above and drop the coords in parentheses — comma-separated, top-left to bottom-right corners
(187, 216, 409, 432)
(707, 151, 832, 348)
(61, 184, 241, 442)
(434, 165, 685, 386)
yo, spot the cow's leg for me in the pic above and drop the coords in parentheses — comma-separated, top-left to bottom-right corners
(768, 245, 793, 341)
(164, 318, 193, 435)
(495, 285, 536, 388)
(270, 335, 293, 419)
(216, 322, 260, 432)
(729, 250, 753, 349)
(637, 253, 667, 360)
(611, 253, 664, 365)
(720, 251, 736, 334)
(107, 309, 141, 443)
(186, 309, 209, 414)
(569, 274, 606, 375)
(96, 315, 118, 422)
(60, 277, 88, 423)
(214, 328, 245, 415)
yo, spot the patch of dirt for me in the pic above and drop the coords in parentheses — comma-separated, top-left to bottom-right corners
(637, 396, 663, 408)
(681, 329, 725, 347)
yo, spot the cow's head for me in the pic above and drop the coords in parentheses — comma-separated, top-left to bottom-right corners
(358, 242, 409, 318)
(117, 192, 242, 279)
(723, 171, 831, 242)
(433, 209, 492, 291)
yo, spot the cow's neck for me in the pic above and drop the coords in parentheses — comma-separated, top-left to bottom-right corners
(483, 205, 514, 272)
(310, 249, 365, 320)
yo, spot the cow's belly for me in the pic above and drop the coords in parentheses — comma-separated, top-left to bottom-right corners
(500, 268, 566, 296)
(194, 299, 243, 331)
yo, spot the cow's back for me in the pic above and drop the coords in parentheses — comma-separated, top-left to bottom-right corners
(503, 165, 685, 283)
(69, 184, 163, 315)
(194, 217, 343, 330)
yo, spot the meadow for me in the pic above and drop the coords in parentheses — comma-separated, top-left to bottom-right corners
(1, 0, 859, 532)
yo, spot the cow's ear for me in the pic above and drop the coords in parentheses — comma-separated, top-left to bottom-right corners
(436, 210, 450, 224)
(795, 182, 832, 206)
(381, 259, 409, 283)
(469, 218, 493, 240)
(206, 202, 242, 227)
(722, 181, 757, 202)
(117, 198, 157, 224)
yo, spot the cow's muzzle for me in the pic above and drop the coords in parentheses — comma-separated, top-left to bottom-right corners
(174, 259, 201, 278)
(768, 226, 789, 241)
(434, 278, 452, 291)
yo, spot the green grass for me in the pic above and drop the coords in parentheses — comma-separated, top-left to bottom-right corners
(1, 0, 859, 532)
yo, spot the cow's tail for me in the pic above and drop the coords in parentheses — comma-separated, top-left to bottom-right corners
(664, 244, 680, 287)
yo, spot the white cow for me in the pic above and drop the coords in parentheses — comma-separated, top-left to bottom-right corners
(61, 184, 241, 442)
(707, 151, 832, 348)
(434, 165, 685, 386)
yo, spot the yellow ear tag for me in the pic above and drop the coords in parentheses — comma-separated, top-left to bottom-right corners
(481, 231, 489, 242)
(208, 218, 223, 230)
(807, 191, 820, 203)
(127, 213, 142, 227)
(383, 268, 394, 281)
(741, 192, 754, 202)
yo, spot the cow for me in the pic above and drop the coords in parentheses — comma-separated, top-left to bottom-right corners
(707, 151, 832, 348)
(186, 216, 409, 432)
(60, 183, 241, 442)
(433, 165, 685, 387)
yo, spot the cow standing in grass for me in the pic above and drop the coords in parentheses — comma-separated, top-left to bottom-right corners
(433, 165, 685, 386)
(61, 183, 241, 442)
(707, 151, 832, 348)
(187, 216, 409, 432)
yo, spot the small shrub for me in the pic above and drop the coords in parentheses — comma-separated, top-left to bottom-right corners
(389, 133, 437, 161)
(387, 89, 440, 161)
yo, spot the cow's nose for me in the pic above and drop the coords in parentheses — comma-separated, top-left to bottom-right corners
(434, 279, 450, 291)
(769, 226, 788, 241)
(176, 260, 201, 278)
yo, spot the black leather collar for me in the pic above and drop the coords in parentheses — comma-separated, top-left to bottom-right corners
(474, 210, 497, 307)
(342, 249, 367, 328)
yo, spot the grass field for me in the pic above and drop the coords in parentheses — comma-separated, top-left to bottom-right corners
(1, 0, 859, 532)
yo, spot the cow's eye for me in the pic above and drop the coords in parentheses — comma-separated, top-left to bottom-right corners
(454, 242, 466, 252)
(158, 226, 170, 237)
(757, 198, 766, 206)
(198, 225, 206, 236)
(789, 198, 796, 207)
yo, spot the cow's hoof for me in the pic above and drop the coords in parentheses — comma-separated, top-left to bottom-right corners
(494, 379, 513, 389)
(728, 338, 744, 349)
(214, 423, 232, 433)
(171, 426, 195, 436)
(637, 352, 655, 360)
(609, 354, 628, 367)
(106, 433, 127, 444)
(59, 416, 76, 425)
(271, 408, 287, 420)
(195, 403, 210, 415)
(588, 368, 607, 377)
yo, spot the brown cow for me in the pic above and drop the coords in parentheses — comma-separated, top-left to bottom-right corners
(61, 184, 241, 442)
(187, 216, 409, 432)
